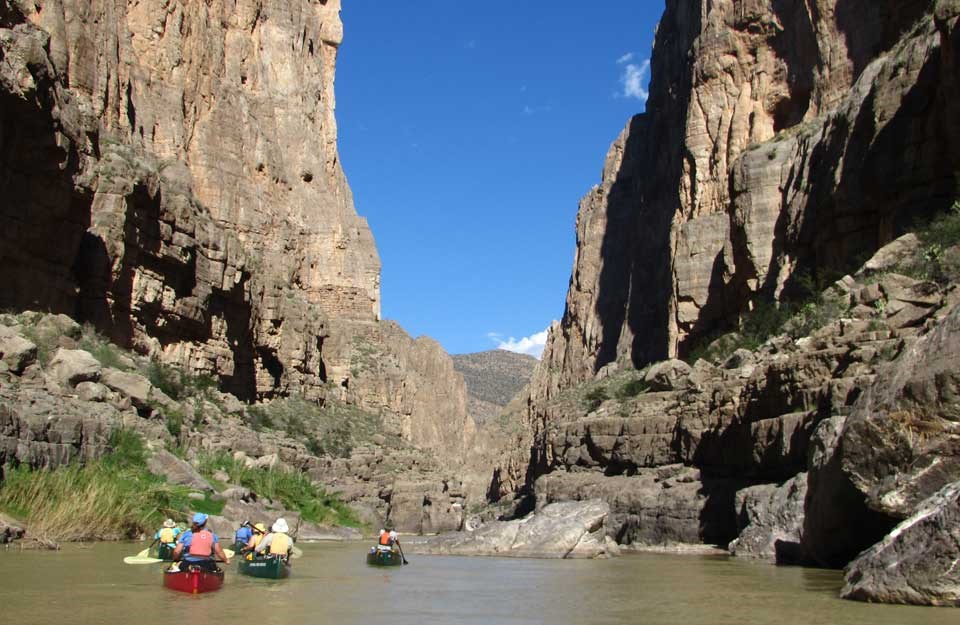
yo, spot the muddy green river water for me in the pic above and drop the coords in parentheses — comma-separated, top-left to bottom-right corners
(0, 541, 954, 625)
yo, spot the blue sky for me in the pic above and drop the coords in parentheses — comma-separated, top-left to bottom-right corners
(336, 1, 660, 357)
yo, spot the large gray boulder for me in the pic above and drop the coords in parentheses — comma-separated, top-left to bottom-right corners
(47, 348, 101, 387)
(0, 327, 37, 374)
(100, 368, 153, 409)
(146, 449, 213, 492)
(411, 500, 618, 559)
(728, 474, 806, 563)
(842, 481, 960, 606)
(643, 359, 696, 391)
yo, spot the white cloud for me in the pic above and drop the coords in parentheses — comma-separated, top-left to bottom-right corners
(488, 327, 551, 359)
(616, 52, 635, 65)
(618, 58, 650, 101)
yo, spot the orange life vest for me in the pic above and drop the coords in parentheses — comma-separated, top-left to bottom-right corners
(379, 532, 392, 546)
(188, 530, 214, 557)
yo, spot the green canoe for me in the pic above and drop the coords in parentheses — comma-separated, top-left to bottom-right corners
(238, 556, 291, 579)
(366, 548, 403, 567)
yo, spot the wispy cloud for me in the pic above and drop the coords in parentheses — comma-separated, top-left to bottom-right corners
(522, 104, 553, 116)
(488, 327, 551, 359)
(616, 54, 650, 102)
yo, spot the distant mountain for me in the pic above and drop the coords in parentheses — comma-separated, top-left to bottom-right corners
(452, 350, 537, 425)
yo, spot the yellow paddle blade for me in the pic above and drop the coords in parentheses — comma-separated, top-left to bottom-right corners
(136, 548, 150, 558)
(223, 548, 235, 558)
(124, 556, 163, 564)
(291, 546, 303, 559)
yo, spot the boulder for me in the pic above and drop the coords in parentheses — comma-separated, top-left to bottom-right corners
(47, 348, 101, 387)
(728, 474, 806, 563)
(643, 359, 695, 391)
(859, 234, 922, 275)
(0, 512, 25, 544)
(35, 314, 82, 340)
(75, 382, 109, 402)
(100, 368, 153, 409)
(0, 328, 37, 374)
(411, 500, 617, 559)
(146, 449, 213, 492)
(842, 481, 960, 606)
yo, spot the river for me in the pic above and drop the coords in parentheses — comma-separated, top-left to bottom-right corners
(0, 541, 953, 624)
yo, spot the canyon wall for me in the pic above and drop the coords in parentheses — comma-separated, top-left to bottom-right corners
(490, 0, 960, 594)
(0, 0, 472, 456)
(537, 0, 958, 397)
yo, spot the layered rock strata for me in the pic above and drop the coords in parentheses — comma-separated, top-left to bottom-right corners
(0, 0, 473, 460)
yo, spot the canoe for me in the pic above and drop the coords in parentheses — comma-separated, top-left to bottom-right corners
(157, 543, 175, 561)
(366, 548, 403, 567)
(163, 564, 224, 594)
(238, 555, 291, 579)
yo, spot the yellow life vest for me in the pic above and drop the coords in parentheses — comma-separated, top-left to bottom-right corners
(269, 533, 290, 555)
(159, 527, 175, 544)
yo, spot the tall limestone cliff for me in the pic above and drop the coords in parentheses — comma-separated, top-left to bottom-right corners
(490, 0, 960, 601)
(0, 0, 472, 456)
(538, 0, 958, 395)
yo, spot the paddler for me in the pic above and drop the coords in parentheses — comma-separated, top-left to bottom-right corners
(172, 512, 230, 571)
(255, 518, 294, 560)
(233, 520, 253, 551)
(243, 522, 267, 559)
(154, 518, 181, 557)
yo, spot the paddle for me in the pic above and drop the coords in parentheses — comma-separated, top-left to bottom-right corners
(124, 555, 164, 565)
(290, 545, 303, 559)
(396, 540, 409, 565)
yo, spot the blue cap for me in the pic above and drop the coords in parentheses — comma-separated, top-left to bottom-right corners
(192, 512, 208, 525)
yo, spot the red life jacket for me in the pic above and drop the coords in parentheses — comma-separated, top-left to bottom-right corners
(188, 530, 215, 557)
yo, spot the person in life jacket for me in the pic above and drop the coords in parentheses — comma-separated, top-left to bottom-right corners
(255, 518, 294, 560)
(243, 522, 267, 558)
(234, 520, 253, 550)
(172, 512, 230, 571)
(154, 518, 181, 548)
(377, 526, 399, 552)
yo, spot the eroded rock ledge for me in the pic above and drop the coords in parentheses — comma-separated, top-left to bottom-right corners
(409, 500, 619, 559)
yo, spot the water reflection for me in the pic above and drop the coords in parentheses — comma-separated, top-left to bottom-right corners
(0, 542, 954, 625)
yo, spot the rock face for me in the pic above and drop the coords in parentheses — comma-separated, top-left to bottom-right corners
(0, 0, 473, 460)
(536, 0, 960, 393)
(488, 1, 960, 597)
(842, 481, 960, 606)
(412, 500, 618, 559)
(728, 474, 806, 563)
(803, 301, 960, 566)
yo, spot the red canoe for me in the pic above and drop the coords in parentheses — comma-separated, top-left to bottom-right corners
(163, 565, 224, 594)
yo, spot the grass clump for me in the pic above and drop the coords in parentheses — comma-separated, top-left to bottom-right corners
(0, 430, 200, 544)
(196, 452, 361, 528)
(78, 325, 129, 370)
(146, 360, 218, 401)
(615, 377, 649, 400)
(582, 386, 609, 411)
(897, 201, 960, 284)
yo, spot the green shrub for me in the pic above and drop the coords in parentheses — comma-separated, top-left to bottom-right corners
(615, 378, 649, 400)
(583, 386, 608, 411)
(78, 325, 128, 370)
(196, 452, 361, 528)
